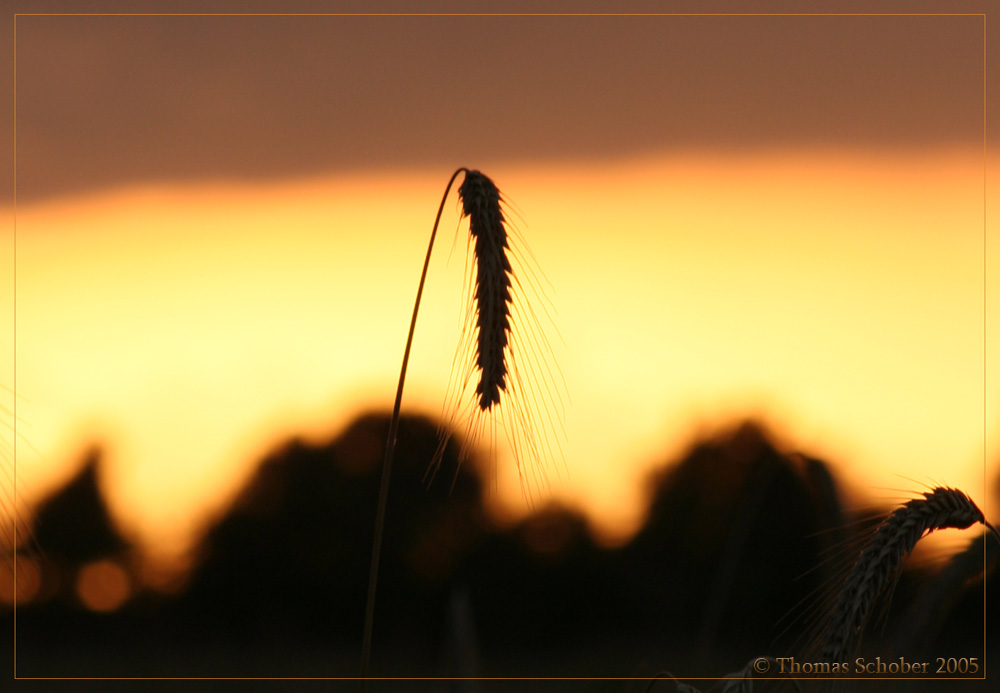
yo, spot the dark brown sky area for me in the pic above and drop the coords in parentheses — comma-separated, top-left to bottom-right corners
(3, 2, 994, 203)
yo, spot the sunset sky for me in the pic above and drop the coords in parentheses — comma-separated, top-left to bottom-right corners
(3, 4, 1000, 574)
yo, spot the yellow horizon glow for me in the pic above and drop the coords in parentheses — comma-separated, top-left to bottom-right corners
(5, 147, 995, 571)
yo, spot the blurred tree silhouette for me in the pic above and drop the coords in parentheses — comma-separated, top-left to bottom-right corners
(178, 412, 487, 660)
(5, 414, 995, 683)
(621, 422, 842, 668)
(27, 448, 132, 607)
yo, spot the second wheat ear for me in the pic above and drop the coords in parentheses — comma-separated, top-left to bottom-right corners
(820, 486, 997, 664)
(359, 168, 565, 684)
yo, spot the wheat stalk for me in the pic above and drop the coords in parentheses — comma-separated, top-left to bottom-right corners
(819, 486, 993, 664)
(358, 168, 465, 686)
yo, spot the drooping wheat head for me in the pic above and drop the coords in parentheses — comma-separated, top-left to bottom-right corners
(433, 170, 566, 497)
(819, 486, 991, 664)
(361, 168, 565, 682)
(459, 170, 512, 411)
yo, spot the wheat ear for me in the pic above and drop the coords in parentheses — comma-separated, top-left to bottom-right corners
(361, 168, 560, 683)
(432, 171, 567, 497)
(459, 170, 513, 412)
(819, 486, 992, 664)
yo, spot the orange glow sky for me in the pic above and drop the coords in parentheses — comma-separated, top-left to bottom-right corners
(6, 147, 995, 568)
(3, 8, 998, 577)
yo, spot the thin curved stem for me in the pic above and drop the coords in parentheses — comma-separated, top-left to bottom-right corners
(359, 167, 467, 687)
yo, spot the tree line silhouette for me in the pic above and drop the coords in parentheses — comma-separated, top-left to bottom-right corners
(3, 412, 996, 685)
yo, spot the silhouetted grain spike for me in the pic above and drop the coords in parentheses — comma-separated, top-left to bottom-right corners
(820, 486, 986, 664)
(459, 170, 513, 412)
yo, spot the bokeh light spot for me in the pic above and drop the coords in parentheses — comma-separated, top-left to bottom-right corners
(75, 559, 131, 612)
